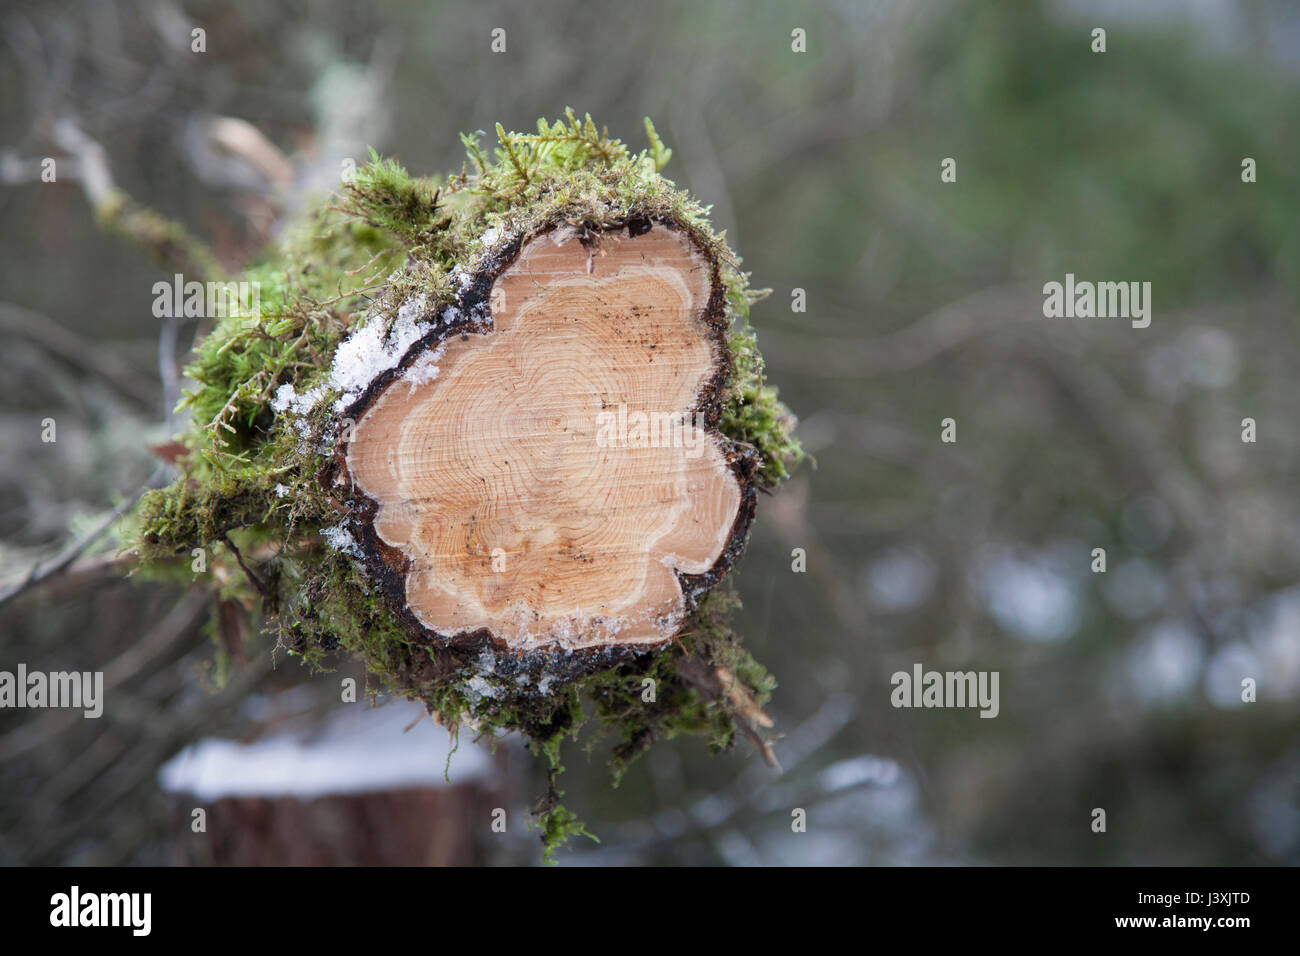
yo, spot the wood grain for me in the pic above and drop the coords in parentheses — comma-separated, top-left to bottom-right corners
(346, 225, 743, 650)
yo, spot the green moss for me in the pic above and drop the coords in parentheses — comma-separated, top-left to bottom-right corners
(532, 801, 600, 866)
(128, 113, 800, 861)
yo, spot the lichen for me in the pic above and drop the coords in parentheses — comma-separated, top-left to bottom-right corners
(126, 112, 801, 862)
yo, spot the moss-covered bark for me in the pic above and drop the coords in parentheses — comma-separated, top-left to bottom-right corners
(127, 112, 801, 861)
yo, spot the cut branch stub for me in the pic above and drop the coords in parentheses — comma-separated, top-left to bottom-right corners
(341, 222, 755, 652)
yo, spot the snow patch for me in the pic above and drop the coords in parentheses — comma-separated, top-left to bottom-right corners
(403, 344, 445, 395)
(158, 699, 492, 799)
(328, 294, 433, 411)
(322, 523, 362, 557)
(269, 267, 491, 451)
(272, 382, 327, 418)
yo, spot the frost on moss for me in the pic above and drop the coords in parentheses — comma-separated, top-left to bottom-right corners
(128, 112, 801, 861)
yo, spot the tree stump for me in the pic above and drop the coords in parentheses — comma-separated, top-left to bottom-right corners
(135, 115, 801, 858)
(336, 222, 754, 655)
(161, 698, 505, 866)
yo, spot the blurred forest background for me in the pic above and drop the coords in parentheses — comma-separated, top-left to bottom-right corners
(1, 0, 1298, 865)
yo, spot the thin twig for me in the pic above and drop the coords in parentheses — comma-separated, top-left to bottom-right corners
(46, 117, 221, 280)
(0, 302, 157, 408)
(221, 533, 267, 597)
(0, 464, 167, 609)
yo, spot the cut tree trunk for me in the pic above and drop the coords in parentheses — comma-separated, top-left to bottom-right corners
(161, 697, 507, 865)
(333, 220, 756, 655)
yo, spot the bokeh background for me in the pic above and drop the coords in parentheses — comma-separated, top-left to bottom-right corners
(2, 0, 1298, 865)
